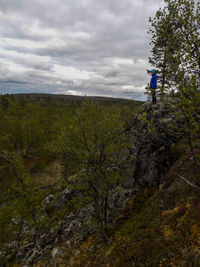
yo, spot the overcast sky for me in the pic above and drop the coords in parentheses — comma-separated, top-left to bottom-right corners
(0, 0, 165, 100)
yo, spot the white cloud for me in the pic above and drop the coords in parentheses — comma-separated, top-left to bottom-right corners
(53, 65, 93, 80)
(67, 90, 83, 96)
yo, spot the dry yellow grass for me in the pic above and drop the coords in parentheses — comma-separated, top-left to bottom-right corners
(31, 160, 62, 187)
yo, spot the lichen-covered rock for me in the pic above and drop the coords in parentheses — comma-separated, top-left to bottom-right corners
(51, 247, 63, 258)
(58, 187, 72, 207)
(58, 186, 80, 207)
(16, 203, 95, 266)
(42, 194, 54, 209)
(126, 101, 183, 186)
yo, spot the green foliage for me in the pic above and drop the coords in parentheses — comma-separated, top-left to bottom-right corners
(0, 95, 9, 112)
(0, 205, 14, 248)
(4, 153, 40, 232)
(148, 5, 177, 99)
(0, 152, 55, 261)
(147, 0, 200, 166)
(0, 94, 139, 263)
(174, 82, 200, 164)
(138, 111, 157, 135)
(148, 0, 200, 100)
(0, 96, 70, 155)
(0, 94, 138, 157)
(58, 100, 129, 237)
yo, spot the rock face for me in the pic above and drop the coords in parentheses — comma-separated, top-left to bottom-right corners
(15, 186, 135, 266)
(12, 101, 182, 266)
(16, 204, 95, 266)
(126, 101, 182, 186)
(42, 194, 54, 210)
(58, 187, 72, 207)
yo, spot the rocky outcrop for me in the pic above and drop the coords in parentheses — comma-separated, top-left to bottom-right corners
(15, 185, 135, 266)
(126, 101, 182, 186)
(16, 204, 95, 266)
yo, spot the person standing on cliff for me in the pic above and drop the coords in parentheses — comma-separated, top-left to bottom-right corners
(150, 69, 157, 104)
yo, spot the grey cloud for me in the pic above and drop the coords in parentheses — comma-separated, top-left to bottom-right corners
(0, 0, 165, 100)
(105, 71, 120, 78)
(0, 80, 27, 84)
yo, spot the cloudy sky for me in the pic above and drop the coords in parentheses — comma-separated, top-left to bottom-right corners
(0, 0, 165, 100)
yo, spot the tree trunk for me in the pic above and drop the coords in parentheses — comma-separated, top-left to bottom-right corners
(161, 48, 167, 102)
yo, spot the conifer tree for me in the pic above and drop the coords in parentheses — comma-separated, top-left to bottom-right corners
(148, 0, 200, 100)
(148, 0, 200, 165)
(148, 7, 178, 100)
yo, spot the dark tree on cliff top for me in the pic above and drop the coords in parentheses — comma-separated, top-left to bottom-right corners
(148, 0, 200, 100)
(148, 7, 178, 100)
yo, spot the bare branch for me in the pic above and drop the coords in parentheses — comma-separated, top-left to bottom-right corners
(177, 175, 200, 190)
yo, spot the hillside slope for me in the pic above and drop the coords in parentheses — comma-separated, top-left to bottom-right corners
(2, 101, 200, 267)
(37, 141, 200, 266)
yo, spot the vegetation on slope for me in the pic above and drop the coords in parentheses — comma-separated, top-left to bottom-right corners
(37, 141, 200, 266)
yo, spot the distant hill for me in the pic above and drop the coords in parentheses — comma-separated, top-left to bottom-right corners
(8, 93, 143, 105)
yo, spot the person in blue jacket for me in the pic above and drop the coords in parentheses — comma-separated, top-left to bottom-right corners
(150, 69, 157, 104)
